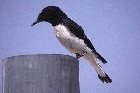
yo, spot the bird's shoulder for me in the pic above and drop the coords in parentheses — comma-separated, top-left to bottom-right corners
(61, 18, 85, 39)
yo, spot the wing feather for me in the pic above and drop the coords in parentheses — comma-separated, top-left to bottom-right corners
(62, 18, 96, 52)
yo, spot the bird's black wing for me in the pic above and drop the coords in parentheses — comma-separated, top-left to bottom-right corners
(62, 18, 107, 63)
(62, 18, 96, 52)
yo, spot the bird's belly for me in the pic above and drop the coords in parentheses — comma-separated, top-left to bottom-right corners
(56, 34, 87, 54)
(54, 24, 91, 54)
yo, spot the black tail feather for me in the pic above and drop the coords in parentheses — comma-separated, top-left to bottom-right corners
(95, 52, 107, 64)
(98, 73, 112, 83)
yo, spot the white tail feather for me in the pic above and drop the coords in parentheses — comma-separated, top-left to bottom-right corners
(83, 52, 112, 83)
(83, 52, 106, 77)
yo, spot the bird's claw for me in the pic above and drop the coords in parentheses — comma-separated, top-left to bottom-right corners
(76, 53, 83, 59)
(75, 51, 87, 59)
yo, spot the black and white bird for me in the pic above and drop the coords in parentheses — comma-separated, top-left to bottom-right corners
(31, 6, 112, 83)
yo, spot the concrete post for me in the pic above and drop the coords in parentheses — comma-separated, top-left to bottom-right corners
(2, 54, 80, 93)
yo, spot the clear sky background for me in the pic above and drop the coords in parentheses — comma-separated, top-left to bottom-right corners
(0, 0, 140, 93)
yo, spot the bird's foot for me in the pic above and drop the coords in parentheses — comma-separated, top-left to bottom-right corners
(76, 53, 82, 59)
(75, 51, 87, 59)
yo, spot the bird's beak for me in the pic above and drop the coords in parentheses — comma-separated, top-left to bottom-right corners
(31, 19, 40, 26)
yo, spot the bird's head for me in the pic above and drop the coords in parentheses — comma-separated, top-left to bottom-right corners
(31, 6, 67, 26)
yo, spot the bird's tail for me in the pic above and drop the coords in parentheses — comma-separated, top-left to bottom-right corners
(95, 52, 107, 64)
(83, 52, 112, 83)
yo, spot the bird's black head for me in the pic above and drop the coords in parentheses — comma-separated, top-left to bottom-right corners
(31, 6, 67, 26)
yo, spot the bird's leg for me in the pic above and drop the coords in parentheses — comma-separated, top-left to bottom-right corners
(75, 53, 82, 59)
(82, 51, 87, 56)
(75, 51, 87, 59)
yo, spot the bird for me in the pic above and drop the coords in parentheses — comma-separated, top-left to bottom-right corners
(31, 6, 112, 83)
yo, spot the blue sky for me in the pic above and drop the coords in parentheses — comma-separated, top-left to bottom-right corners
(0, 0, 140, 93)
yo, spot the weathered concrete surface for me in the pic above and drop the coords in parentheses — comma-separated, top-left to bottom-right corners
(2, 54, 80, 93)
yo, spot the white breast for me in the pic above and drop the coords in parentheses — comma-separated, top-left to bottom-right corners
(54, 24, 91, 54)
(54, 24, 72, 38)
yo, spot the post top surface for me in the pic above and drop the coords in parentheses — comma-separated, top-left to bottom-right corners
(3, 54, 78, 61)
